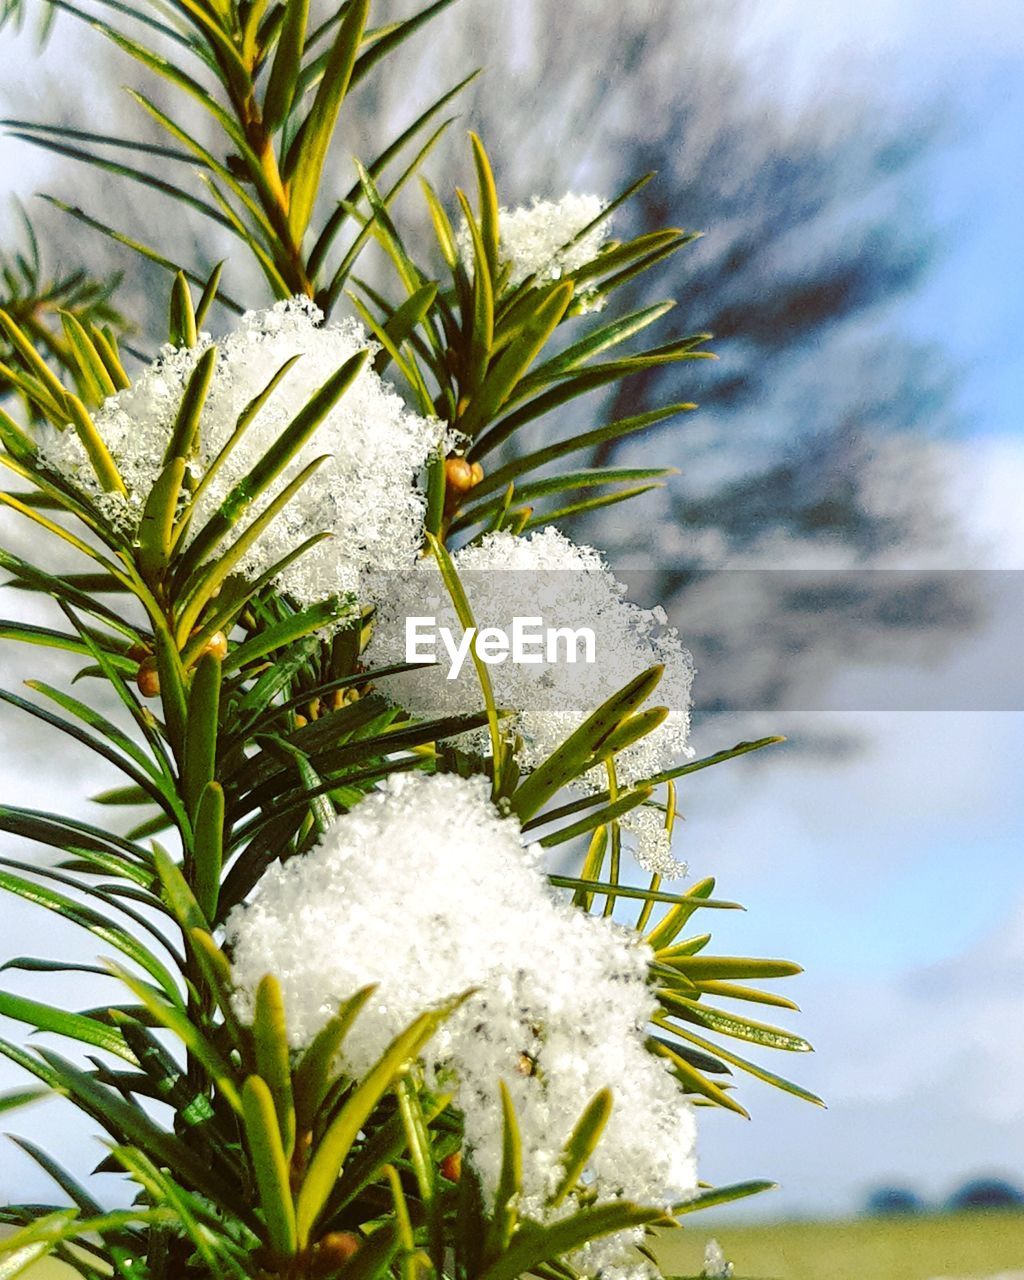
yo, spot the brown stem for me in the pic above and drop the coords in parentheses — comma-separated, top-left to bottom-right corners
(235, 84, 315, 299)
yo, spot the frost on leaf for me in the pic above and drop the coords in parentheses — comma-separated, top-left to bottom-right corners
(367, 526, 695, 787)
(226, 772, 698, 1274)
(38, 298, 442, 605)
(702, 1238, 735, 1279)
(458, 192, 611, 308)
(621, 805, 688, 880)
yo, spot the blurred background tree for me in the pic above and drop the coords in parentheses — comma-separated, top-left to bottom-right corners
(864, 1185, 926, 1217)
(0, 0, 975, 729)
(947, 1178, 1024, 1212)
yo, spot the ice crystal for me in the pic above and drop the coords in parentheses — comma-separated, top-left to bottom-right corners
(366, 527, 694, 787)
(621, 806, 688, 880)
(458, 193, 610, 308)
(702, 1239, 734, 1279)
(226, 772, 697, 1270)
(38, 299, 443, 605)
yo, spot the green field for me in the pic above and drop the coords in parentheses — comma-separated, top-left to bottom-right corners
(6, 1212, 1024, 1278)
(656, 1211, 1024, 1280)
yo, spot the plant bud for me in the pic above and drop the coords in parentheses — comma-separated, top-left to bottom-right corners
(135, 657, 160, 698)
(189, 627, 228, 661)
(444, 455, 476, 494)
(440, 1151, 462, 1182)
(311, 1232, 361, 1275)
(203, 630, 228, 660)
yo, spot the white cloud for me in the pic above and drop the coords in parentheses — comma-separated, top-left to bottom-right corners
(691, 893, 1024, 1219)
(943, 435, 1024, 568)
(739, 0, 1024, 93)
(821, 898, 1024, 1121)
(686, 710, 1024, 886)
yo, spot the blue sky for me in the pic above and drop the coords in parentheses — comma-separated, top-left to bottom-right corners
(740, 0, 1024, 446)
(0, 0, 1022, 1223)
